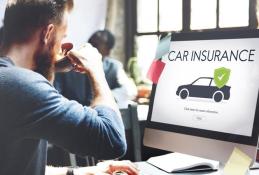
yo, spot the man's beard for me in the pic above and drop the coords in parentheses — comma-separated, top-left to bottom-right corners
(34, 39, 56, 81)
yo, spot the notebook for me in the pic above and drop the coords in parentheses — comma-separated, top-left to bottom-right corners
(147, 152, 219, 173)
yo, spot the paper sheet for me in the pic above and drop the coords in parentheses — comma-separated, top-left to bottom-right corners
(155, 34, 171, 59)
(223, 147, 252, 175)
(146, 59, 165, 84)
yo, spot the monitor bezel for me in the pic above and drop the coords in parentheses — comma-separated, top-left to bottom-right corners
(146, 29, 259, 146)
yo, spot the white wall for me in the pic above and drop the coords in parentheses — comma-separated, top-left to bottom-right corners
(65, 0, 107, 48)
(0, 0, 8, 27)
(0, 0, 107, 48)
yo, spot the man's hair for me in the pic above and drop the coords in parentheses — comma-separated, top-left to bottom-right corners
(88, 30, 115, 50)
(0, 26, 3, 53)
(0, 27, 3, 44)
(2, 0, 73, 50)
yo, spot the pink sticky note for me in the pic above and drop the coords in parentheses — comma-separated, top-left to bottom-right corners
(147, 59, 166, 84)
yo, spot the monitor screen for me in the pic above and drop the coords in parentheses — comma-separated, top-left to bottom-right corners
(144, 30, 259, 163)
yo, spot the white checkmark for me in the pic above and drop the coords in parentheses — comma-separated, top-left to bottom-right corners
(218, 73, 225, 80)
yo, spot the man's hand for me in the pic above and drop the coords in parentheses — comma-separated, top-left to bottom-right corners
(66, 43, 120, 113)
(74, 160, 139, 175)
(98, 160, 139, 175)
(67, 43, 103, 77)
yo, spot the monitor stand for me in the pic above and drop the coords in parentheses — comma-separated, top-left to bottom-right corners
(144, 128, 258, 164)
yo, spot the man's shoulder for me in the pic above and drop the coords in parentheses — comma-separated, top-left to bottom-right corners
(0, 66, 49, 87)
(0, 67, 59, 110)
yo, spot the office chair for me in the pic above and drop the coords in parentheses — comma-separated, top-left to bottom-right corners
(120, 103, 142, 162)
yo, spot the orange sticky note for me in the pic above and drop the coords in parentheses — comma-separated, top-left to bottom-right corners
(223, 147, 252, 175)
(147, 59, 166, 84)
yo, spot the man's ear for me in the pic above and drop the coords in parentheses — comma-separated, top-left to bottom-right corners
(41, 24, 55, 45)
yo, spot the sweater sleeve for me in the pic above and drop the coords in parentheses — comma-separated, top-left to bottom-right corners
(0, 69, 126, 159)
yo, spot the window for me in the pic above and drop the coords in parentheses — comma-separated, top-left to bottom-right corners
(133, 0, 256, 77)
(136, 35, 158, 76)
(219, 0, 249, 27)
(191, 0, 217, 30)
(137, 0, 157, 33)
(159, 0, 182, 31)
(211, 80, 216, 87)
(192, 78, 212, 86)
(136, 0, 182, 76)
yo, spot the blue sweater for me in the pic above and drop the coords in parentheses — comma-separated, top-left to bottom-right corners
(0, 57, 126, 175)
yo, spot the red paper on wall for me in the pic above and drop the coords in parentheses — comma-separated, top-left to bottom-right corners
(147, 59, 166, 84)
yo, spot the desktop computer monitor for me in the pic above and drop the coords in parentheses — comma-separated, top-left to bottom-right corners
(143, 29, 259, 164)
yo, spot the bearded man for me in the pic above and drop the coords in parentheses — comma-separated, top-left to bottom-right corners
(0, 0, 138, 175)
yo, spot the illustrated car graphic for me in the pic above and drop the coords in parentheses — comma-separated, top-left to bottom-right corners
(176, 77, 231, 102)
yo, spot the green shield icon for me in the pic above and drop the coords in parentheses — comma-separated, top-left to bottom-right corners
(214, 67, 231, 88)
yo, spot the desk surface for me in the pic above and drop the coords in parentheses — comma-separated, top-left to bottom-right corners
(136, 162, 259, 175)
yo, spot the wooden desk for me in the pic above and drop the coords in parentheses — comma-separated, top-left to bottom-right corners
(135, 162, 259, 175)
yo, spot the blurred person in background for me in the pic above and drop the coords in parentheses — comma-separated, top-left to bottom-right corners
(55, 30, 137, 109)
(0, 0, 139, 175)
(88, 30, 137, 108)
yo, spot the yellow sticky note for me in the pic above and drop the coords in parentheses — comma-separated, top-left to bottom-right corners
(223, 147, 252, 175)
